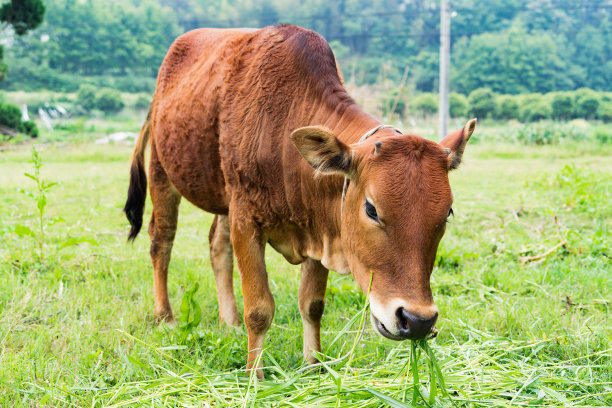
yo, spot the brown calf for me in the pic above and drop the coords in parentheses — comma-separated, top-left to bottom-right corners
(124, 25, 475, 378)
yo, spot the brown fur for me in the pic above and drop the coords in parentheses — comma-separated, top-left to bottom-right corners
(124, 25, 474, 378)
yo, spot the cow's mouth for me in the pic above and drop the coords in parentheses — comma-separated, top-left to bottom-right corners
(370, 312, 439, 341)
(370, 313, 405, 341)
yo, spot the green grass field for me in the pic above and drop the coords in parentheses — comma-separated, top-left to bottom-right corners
(0, 130, 611, 406)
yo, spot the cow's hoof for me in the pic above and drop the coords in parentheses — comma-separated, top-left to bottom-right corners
(153, 311, 175, 325)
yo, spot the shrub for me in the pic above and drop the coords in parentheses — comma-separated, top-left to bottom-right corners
(468, 88, 496, 119)
(134, 94, 151, 110)
(413, 92, 438, 116)
(112, 76, 156, 93)
(95, 88, 125, 114)
(521, 100, 552, 122)
(381, 89, 406, 118)
(574, 88, 600, 119)
(77, 84, 97, 112)
(517, 122, 587, 145)
(551, 92, 574, 120)
(21, 121, 39, 138)
(449, 93, 468, 118)
(0, 103, 22, 129)
(0, 103, 39, 138)
(592, 125, 612, 144)
(519, 94, 552, 122)
(496, 95, 519, 120)
(598, 101, 612, 123)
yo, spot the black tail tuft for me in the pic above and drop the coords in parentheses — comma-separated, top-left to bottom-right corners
(124, 160, 147, 241)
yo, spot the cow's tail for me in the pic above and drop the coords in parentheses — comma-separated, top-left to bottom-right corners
(124, 107, 151, 242)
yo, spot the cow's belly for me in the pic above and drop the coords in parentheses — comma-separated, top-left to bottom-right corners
(162, 135, 228, 214)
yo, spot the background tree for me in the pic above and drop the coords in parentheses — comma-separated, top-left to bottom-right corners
(598, 101, 612, 123)
(551, 93, 574, 121)
(496, 95, 520, 120)
(413, 93, 438, 118)
(574, 88, 600, 120)
(452, 25, 571, 94)
(1, 0, 611, 96)
(0, 0, 44, 137)
(0, 0, 45, 35)
(95, 88, 125, 114)
(134, 94, 151, 111)
(0, 0, 45, 80)
(77, 85, 97, 113)
(449, 93, 468, 118)
(519, 94, 552, 122)
(468, 88, 497, 119)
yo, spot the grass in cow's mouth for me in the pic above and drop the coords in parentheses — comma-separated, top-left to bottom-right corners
(409, 338, 450, 406)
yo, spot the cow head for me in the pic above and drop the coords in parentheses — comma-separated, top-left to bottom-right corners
(291, 119, 476, 340)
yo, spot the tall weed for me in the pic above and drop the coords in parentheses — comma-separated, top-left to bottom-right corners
(12, 145, 98, 265)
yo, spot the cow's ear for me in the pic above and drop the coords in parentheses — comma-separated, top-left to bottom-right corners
(440, 118, 476, 170)
(291, 126, 352, 175)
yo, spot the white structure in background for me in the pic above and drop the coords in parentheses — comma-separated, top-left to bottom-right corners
(95, 131, 137, 145)
(38, 108, 54, 131)
(21, 104, 29, 121)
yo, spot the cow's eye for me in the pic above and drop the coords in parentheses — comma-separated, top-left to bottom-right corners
(365, 198, 379, 222)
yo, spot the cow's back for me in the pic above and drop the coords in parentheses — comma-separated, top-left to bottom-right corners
(150, 25, 352, 232)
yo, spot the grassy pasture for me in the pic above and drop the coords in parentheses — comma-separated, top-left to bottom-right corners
(0, 132, 611, 406)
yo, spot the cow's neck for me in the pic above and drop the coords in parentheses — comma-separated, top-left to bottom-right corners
(305, 103, 398, 274)
(315, 104, 384, 145)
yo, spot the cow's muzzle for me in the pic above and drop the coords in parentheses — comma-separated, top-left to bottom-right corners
(370, 308, 438, 341)
(396, 307, 438, 340)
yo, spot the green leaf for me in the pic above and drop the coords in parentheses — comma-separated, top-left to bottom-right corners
(367, 388, 414, 408)
(178, 282, 201, 338)
(411, 341, 421, 406)
(190, 293, 202, 328)
(420, 340, 449, 396)
(428, 353, 437, 405)
(46, 216, 65, 226)
(58, 236, 99, 249)
(18, 188, 35, 199)
(13, 225, 36, 238)
(37, 195, 47, 214)
(318, 359, 341, 387)
(125, 354, 151, 375)
(179, 282, 198, 321)
(42, 181, 58, 191)
(24, 172, 38, 181)
(326, 307, 363, 350)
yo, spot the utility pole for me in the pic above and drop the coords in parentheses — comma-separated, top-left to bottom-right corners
(439, 0, 450, 139)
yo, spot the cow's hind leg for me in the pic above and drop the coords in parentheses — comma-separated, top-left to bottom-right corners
(299, 258, 329, 363)
(208, 215, 240, 326)
(230, 217, 274, 379)
(148, 146, 181, 322)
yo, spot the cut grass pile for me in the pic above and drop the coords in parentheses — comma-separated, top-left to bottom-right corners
(83, 328, 610, 407)
(0, 137, 610, 407)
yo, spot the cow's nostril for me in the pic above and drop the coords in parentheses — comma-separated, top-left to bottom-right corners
(396, 307, 410, 331)
(395, 308, 438, 340)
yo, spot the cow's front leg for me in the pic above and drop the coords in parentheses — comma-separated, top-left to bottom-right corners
(299, 258, 329, 363)
(230, 218, 274, 379)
